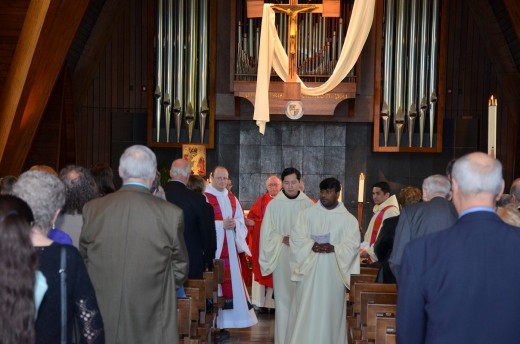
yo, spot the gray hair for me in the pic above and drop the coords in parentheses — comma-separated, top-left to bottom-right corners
(12, 170, 66, 229)
(422, 174, 451, 198)
(452, 152, 503, 197)
(119, 145, 156, 180)
(170, 159, 192, 178)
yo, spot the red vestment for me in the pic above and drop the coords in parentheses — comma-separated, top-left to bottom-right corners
(247, 192, 274, 288)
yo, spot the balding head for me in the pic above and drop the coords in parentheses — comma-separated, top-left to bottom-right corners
(170, 159, 192, 184)
(510, 178, 520, 206)
(451, 152, 504, 213)
(266, 175, 282, 197)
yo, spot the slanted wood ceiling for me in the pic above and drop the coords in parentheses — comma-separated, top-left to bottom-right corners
(0, 1, 30, 95)
(0, 0, 90, 175)
(0, 0, 520, 175)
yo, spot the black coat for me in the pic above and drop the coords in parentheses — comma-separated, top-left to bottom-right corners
(164, 180, 216, 278)
(374, 215, 399, 283)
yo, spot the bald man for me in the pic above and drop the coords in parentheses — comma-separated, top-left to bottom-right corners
(245, 175, 282, 311)
(397, 152, 520, 343)
(164, 159, 216, 278)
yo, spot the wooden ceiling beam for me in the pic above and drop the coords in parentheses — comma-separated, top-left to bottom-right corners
(0, 0, 90, 176)
(503, 0, 520, 48)
(73, 0, 126, 109)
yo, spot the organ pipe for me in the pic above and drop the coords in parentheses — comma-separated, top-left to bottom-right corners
(154, 0, 211, 144)
(429, 0, 439, 148)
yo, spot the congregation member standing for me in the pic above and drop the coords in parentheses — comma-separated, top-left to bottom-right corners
(13, 170, 105, 343)
(57, 165, 98, 247)
(285, 178, 360, 343)
(245, 175, 282, 312)
(81, 145, 188, 343)
(510, 178, 520, 210)
(397, 152, 520, 343)
(373, 186, 422, 283)
(259, 167, 314, 343)
(205, 166, 257, 341)
(360, 181, 400, 263)
(164, 158, 216, 278)
(389, 174, 457, 281)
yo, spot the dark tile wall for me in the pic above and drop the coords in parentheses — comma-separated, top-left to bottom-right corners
(213, 119, 455, 232)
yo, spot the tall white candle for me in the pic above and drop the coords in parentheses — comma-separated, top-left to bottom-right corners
(358, 173, 365, 203)
(488, 96, 497, 158)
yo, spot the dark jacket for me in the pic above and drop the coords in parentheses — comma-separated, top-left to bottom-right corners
(397, 211, 520, 343)
(164, 180, 216, 278)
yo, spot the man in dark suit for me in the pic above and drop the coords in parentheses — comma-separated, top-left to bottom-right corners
(389, 174, 457, 281)
(397, 152, 520, 343)
(80, 145, 189, 343)
(164, 158, 216, 278)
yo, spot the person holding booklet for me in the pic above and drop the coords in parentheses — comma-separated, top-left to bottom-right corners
(285, 177, 360, 344)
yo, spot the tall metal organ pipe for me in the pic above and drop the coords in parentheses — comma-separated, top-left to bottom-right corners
(429, 0, 439, 147)
(198, 0, 209, 143)
(381, 0, 395, 147)
(406, 0, 419, 147)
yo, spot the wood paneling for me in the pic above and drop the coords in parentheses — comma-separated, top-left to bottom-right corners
(23, 67, 76, 171)
(73, 0, 148, 168)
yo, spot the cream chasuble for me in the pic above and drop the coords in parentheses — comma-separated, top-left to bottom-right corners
(259, 191, 314, 343)
(253, 0, 376, 134)
(286, 202, 360, 344)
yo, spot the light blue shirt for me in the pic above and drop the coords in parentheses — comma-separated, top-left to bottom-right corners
(123, 181, 149, 190)
(458, 206, 495, 218)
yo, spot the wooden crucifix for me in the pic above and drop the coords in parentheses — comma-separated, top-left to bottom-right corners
(246, 0, 340, 100)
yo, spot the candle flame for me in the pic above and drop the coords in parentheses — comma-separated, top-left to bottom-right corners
(488, 95, 497, 106)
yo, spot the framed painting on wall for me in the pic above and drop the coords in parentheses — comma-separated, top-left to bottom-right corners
(182, 144, 206, 177)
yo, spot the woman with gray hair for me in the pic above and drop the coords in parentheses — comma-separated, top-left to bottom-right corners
(12, 170, 105, 343)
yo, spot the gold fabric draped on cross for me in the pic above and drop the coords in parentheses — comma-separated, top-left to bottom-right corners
(253, 0, 376, 134)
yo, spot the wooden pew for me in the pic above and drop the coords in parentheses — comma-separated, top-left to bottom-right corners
(349, 274, 377, 302)
(178, 297, 192, 338)
(186, 278, 214, 343)
(353, 284, 397, 316)
(184, 287, 202, 338)
(213, 259, 225, 309)
(202, 271, 215, 300)
(360, 292, 398, 328)
(202, 271, 216, 321)
(375, 314, 396, 344)
(366, 304, 397, 342)
(348, 275, 379, 342)
(186, 280, 207, 322)
(360, 266, 379, 277)
(385, 331, 396, 344)
(348, 283, 396, 342)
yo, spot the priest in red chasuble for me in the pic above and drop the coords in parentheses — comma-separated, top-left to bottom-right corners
(245, 175, 282, 311)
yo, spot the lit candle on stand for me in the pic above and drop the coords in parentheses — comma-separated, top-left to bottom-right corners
(488, 95, 497, 158)
(358, 173, 365, 203)
(357, 173, 365, 230)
